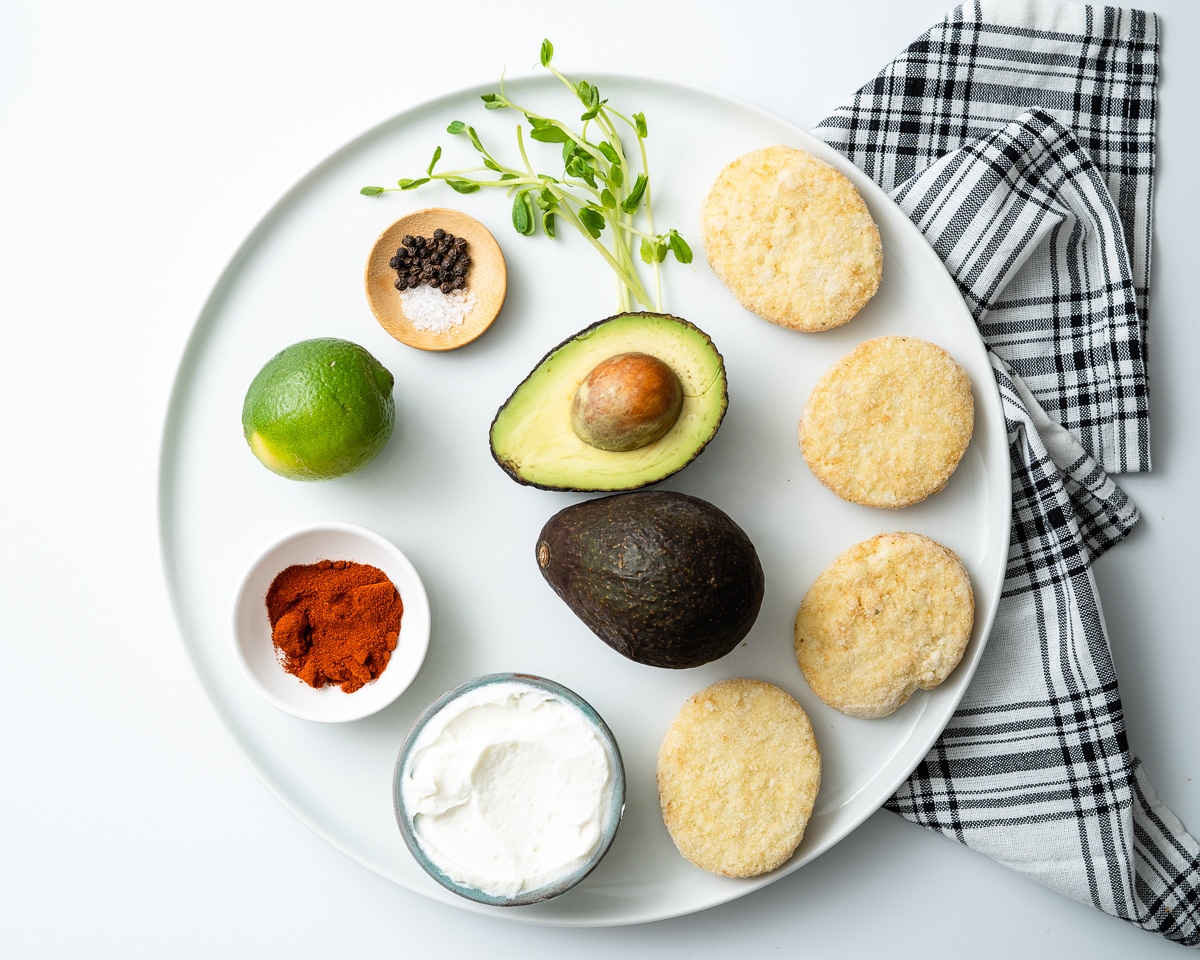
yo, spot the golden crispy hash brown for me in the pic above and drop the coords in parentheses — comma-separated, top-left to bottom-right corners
(657, 678, 821, 877)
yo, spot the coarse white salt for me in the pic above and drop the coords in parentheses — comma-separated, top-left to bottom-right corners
(400, 284, 477, 333)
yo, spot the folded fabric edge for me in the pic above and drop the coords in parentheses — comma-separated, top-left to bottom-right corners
(967, 0, 1159, 47)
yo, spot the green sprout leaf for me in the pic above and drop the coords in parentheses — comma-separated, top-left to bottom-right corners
(633, 112, 648, 137)
(512, 190, 535, 235)
(542, 210, 557, 237)
(445, 178, 480, 194)
(566, 155, 597, 187)
(621, 173, 647, 214)
(427, 146, 442, 175)
(578, 206, 606, 238)
(398, 177, 430, 190)
(528, 116, 571, 144)
(576, 80, 603, 121)
(529, 124, 571, 144)
(465, 126, 487, 154)
(576, 81, 599, 111)
(360, 185, 385, 196)
(598, 141, 621, 165)
(540, 39, 554, 67)
(447, 120, 467, 135)
(668, 230, 693, 263)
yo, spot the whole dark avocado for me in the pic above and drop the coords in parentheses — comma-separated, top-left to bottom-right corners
(535, 490, 764, 668)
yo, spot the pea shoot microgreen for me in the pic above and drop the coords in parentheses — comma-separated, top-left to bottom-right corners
(360, 40, 692, 313)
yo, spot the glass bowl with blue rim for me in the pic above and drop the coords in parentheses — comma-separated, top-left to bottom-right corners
(393, 672, 626, 907)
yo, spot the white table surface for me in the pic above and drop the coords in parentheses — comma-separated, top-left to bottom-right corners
(4, 0, 1197, 955)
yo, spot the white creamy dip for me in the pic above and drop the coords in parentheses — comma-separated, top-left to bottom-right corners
(401, 680, 614, 898)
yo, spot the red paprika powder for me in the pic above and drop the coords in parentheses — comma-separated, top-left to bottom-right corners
(265, 559, 404, 693)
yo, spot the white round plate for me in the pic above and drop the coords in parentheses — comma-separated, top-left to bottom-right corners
(159, 72, 1010, 925)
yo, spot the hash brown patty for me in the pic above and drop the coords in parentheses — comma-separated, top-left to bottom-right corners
(799, 336, 974, 508)
(657, 678, 821, 877)
(701, 145, 882, 332)
(794, 532, 975, 719)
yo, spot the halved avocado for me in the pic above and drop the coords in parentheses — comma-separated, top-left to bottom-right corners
(489, 312, 728, 491)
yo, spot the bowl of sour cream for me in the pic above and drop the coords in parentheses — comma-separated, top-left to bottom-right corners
(393, 673, 626, 906)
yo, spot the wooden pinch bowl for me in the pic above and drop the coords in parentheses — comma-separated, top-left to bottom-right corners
(365, 208, 507, 351)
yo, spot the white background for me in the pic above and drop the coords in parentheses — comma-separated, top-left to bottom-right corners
(3, 0, 1197, 956)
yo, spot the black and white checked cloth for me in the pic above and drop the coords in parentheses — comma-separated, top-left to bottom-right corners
(816, 1, 1200, 945)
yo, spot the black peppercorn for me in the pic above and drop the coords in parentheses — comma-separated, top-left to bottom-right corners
(390, 230, 472, 293)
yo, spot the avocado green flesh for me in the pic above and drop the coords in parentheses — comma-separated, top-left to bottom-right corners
(490, 313, 727, 491)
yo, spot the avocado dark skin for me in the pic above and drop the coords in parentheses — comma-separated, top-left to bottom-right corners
(535, 490, 764, 668)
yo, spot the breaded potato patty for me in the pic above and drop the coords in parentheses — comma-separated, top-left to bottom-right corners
(799, 336, 974, 508)
(701, 145, 882, 332)
(657, 678, 821, 877)
(794, 532, 975, 719)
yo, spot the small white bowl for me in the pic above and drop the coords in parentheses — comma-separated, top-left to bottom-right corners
(232, 522, 431, 722)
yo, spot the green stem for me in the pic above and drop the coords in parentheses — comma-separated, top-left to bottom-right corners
(547, 190, 652, 308)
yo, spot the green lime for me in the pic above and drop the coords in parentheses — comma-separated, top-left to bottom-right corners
(242, 338, 396, 481)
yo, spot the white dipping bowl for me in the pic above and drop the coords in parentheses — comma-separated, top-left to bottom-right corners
(394, 673, 626, 906)
(232, 522, 431, 722)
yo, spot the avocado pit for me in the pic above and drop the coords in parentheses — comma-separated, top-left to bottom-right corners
(570, 352, 684, 452)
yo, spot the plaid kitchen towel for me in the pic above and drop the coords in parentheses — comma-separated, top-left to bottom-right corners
(816, 1, 1200, 945)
